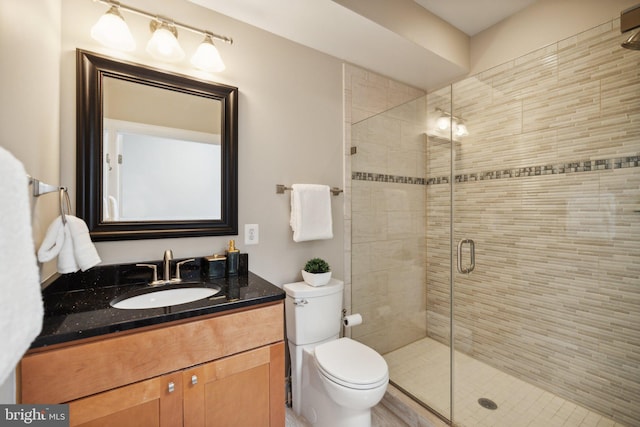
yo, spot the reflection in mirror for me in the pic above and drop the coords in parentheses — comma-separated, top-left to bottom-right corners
(102, 76, 222, 222)
(77, 50, 238, 240)
(102, 119, 221, 221)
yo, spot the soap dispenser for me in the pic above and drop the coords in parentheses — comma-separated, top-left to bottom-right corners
(226, 240, 240, 276)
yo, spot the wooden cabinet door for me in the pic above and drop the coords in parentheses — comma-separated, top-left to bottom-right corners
(184, 343, 285, 427)
(68, 372, 183, 427)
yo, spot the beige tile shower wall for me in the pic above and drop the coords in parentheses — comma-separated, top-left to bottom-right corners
(344, 65, 427, 354)
(426, 20, 640, 426)
(351, 179, 427, 354)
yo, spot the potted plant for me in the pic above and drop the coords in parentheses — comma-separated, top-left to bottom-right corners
(302, 258, 332, 286)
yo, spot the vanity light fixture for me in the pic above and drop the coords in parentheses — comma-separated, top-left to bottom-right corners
(435, 108, 470, 137)
(146, 20, 185, 62)
(91, 0, 233, 70)
(191, 34, 225, 72)
(90, 5, 136, 51)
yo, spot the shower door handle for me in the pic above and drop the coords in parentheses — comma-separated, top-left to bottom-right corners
(457, 239, 475, 274)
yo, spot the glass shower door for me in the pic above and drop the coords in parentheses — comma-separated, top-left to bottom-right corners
(448, 20, 640, 427)
(351, 18, 639, 427)
(350, 93, 453, 423)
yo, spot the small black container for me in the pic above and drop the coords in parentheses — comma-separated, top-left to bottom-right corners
(202, 255, 226, 279)
(238, 253, 249, 276)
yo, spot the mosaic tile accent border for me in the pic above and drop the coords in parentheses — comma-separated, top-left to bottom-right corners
(352, 171, 427, 185)
(353, 154, 640, 186)
(450, 154, 640, 185)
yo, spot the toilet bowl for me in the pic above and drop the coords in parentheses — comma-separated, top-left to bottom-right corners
(314, 338, 389, 410)
(284, 279, 389, 427)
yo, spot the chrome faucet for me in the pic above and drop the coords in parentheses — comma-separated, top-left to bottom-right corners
(163, 249, 173, 282)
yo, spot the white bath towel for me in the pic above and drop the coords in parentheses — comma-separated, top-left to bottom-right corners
(37, 216, 78, 274)
(290, 184, 333, 242)
(0, 147, 43, 385)
(66, 215, 101, 271)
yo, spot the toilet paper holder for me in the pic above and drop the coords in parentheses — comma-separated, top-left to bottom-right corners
(341, 309, 363, 336)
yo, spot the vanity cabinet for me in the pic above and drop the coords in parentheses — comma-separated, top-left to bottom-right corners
(183, 345, 280, 427)
(20, 302, 285, 427)
(68, 371, 183, 427)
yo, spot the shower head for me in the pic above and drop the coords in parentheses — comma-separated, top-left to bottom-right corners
(621, 4, 640, 50)
(622, 30, 640, 50)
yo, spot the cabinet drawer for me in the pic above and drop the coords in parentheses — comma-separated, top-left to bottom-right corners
(21, 302, 284, 403)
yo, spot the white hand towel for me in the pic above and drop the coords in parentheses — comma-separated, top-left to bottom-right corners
(0, 147, 43, 385)
(290, 184, 333, 242)
(37, 216, 79, 274)
(66, 215, 101, 271)
(59, 223, 79, 274)
(36, 215, 64, 263)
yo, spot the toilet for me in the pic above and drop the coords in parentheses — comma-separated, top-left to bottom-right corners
(284, 279, 388, 427)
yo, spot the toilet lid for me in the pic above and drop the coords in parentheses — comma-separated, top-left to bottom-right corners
(314, 338, 388, 388)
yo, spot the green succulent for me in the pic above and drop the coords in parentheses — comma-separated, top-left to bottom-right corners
(303, 258, 331, 274)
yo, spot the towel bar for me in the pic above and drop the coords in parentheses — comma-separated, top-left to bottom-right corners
(276, 184, 343, 196)
(28, 175, 72, 224)
(28, 175, 63, 197)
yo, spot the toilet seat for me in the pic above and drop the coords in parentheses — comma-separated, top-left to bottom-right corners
(314, 338, 388, 390)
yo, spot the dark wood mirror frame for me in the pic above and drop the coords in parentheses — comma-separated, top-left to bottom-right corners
(76, 49, 238, 241)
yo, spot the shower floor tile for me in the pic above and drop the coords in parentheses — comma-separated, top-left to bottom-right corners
(384, 337, 626, 427)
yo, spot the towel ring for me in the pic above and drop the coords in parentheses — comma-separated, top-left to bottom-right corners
(59, 188, 71, 225)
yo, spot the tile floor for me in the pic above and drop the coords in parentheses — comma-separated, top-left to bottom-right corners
(285, 404, 409, 427)
(385, 337, 627, 427)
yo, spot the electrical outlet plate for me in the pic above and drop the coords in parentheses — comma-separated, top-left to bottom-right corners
(245, 224, 259, 245)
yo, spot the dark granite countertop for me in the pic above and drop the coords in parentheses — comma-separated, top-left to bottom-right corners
(33, 259, 285, 349)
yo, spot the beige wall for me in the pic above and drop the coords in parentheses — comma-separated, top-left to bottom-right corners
(57, 0, 345, 286)
(335, 0, 469, 71)
(470, 0, 639, 75)
(1, 0, 62, 281)
(0, 0, 62, 402)
(104, 77, 221, 134)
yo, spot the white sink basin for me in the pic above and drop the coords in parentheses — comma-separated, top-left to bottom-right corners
(111, 285, 221, 310)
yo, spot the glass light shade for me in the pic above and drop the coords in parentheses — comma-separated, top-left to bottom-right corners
(146, 25, 185, 62)
(436, 115, 450, 130)
(91, 7, 135, 52)
(191, 36, 226, 72)
(454, 122, 469, 137)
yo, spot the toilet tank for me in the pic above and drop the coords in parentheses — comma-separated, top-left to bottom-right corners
(284, 279, 344, 345)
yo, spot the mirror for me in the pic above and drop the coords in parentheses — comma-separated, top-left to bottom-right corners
(76, 50, 238, 240)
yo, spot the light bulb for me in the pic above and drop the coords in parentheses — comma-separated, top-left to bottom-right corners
(437, 115, 450, 131)
(146, 22, 185, 62)
(191, 35, 225, 72)
(91, 6, 135, 52)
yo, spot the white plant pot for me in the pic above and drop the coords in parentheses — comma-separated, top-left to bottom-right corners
(301, 270, 332, 287)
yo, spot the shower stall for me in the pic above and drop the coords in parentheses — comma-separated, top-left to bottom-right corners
(348, 19, 639, 427)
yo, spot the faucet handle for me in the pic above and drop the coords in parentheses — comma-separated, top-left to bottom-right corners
(164, 249, 174, 261)
(137, 263, 160, 285)
(174, 259, 196, 282)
